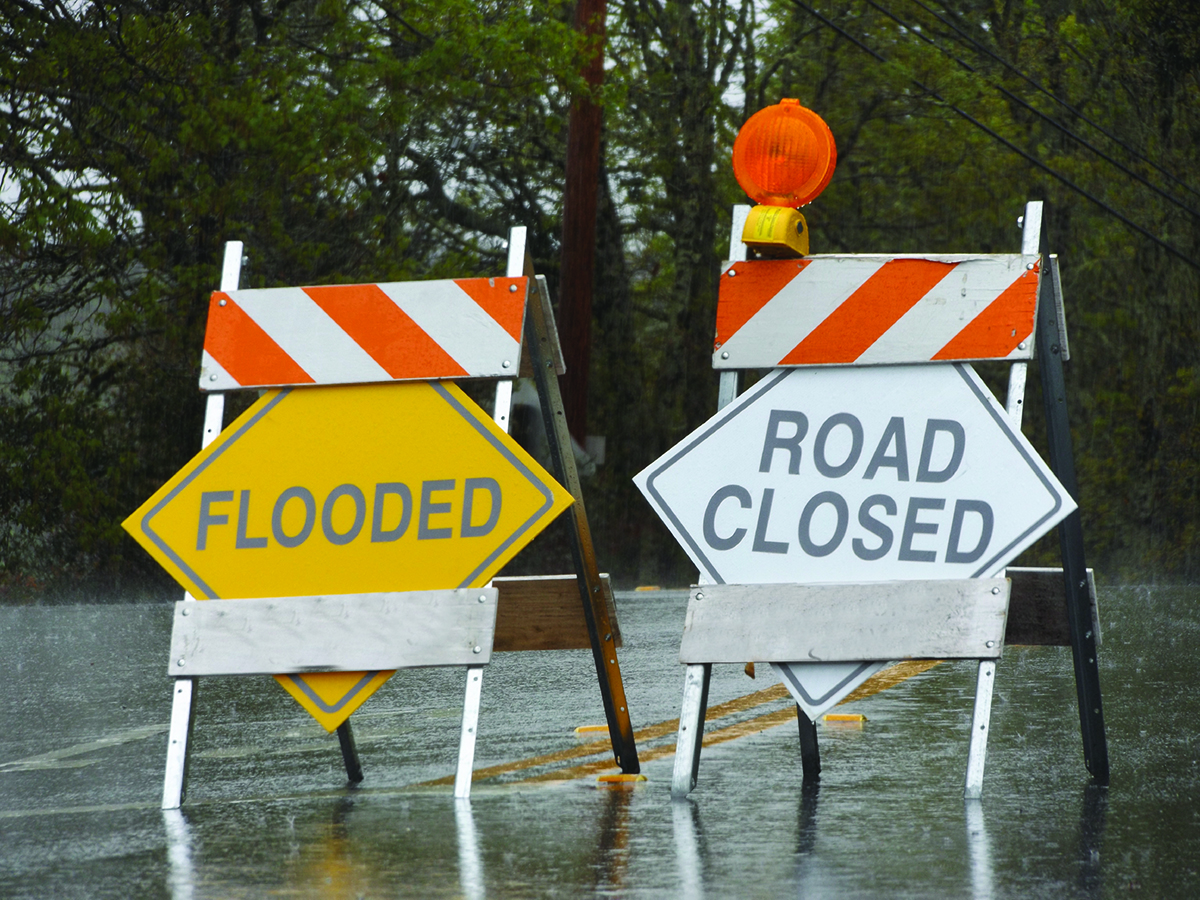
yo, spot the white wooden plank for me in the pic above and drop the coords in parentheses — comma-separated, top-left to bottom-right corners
(671, 663, 711, 799)
(964, 660, 996, 798)
(729, 204, 750, 262)
(454, 666, 485, 800)
(678, 579, 1009, 664)
(161, 679, 195, 810)
(170, 589, 498, 676)
(1021, 201, 1043, 256)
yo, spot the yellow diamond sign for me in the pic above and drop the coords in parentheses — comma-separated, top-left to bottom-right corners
(125, 381, 573, 730)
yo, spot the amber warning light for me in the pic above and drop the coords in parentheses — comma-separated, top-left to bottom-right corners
(732, 98, 837, 258)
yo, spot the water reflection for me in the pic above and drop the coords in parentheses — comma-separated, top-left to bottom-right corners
(792, 779, 827, 896)
(162, 809, 195, 900)
(965, 800, 994, 899)
(672, 799, 706, 900)
(1078, 785, 1107, 896)
(594, 785, 633, 893)
(454, 799, 485, 900)
(302, 797, 364, 892)
(795, 779, 820, 856)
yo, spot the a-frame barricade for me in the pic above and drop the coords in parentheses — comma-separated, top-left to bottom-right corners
(157, 227, 638, 809)
(662, 201, 1107, 799)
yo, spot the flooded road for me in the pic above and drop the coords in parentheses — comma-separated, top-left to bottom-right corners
(1, 584, 1197, 897)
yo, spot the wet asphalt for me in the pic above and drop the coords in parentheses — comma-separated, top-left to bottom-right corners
(1, 584, 1197, 898)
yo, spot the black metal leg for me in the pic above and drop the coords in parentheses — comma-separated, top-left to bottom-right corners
(524, 270, 640, 774)
(797, 706, 821, 780)
(1035, 231, 1109, 785)
(337, 720, 364, 783)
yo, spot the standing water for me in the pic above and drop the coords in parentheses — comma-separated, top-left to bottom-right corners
(0, 584, 1197, 897)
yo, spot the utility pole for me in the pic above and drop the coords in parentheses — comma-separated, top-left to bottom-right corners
(557, 0, 607, 444)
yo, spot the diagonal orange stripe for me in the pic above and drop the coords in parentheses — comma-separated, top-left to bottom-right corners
(781, 259, 958, 364)
(303, 284, 468, 379)
(932, 263, 1039, 360)
(454, 277, 528, 342)
(715, 260, 811, 348)
(203, 292, 313, 387)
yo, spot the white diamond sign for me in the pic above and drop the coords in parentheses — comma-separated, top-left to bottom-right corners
(635, 363, 1075, 717)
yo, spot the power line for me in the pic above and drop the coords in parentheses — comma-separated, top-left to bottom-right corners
(787, 0, 1200, 270)
(864, 0, 1200, 222)
(904, 0, 1200, 203)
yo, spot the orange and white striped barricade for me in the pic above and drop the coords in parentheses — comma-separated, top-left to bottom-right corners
(133, 228, 639, 808)
(637, 202, 1105, 799)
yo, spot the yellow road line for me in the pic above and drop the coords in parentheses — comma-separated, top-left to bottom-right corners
(841, 659, 942, 702)
(420, 659, 942, 787)
(418, 682, 794, 787)
(520, 705, 804, 783)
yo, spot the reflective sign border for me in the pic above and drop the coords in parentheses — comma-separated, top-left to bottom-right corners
(641, 363, 1067, 584)
(135, 382, 562, 598)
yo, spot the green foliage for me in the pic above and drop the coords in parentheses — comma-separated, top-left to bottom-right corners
(1, 0, 1196, 598)
(0, 0, 582, 599)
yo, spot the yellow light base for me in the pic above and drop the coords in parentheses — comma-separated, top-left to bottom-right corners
(741, 205, 809, 258)
(823, 713, 867, 725)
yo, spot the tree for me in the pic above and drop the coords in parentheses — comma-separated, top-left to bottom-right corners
(0, 0, 583, 599)
(2, 0, 1197, 597)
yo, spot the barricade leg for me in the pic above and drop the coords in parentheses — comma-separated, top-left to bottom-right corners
(964, 660, 995, 799)
(523, 262, 640, 774)
(1035, 222, 1109, 784)
(797, 706, 821, 780)
(162, 677, 197, 810)
(337, 720, 364, 783)
(671, 663, 711, 799)
(454, 666, 485, 799)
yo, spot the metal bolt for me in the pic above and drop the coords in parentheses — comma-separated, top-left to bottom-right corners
(209, 374, 218, 381)
(478, 595, 487, 603)
(218, 298, 227, 306)
(604, 633, 612, 642)
(1026, 262, 1035, 270)
(1017, 215, 1025, 228)
(508, 284, 518, 292)
(177, 658, 185, 667)
(991, 586, 1000, 595)
(1018, 342, 1027, 350)
(181, 608, 189, 616)
(502, 360, 511, 369)
(695, 592, 704, 600)
(721, 351, 730, 360)
(986, 641, 995, 648)
(473, 645, 481, 654)
(727, 269, 737, 277)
